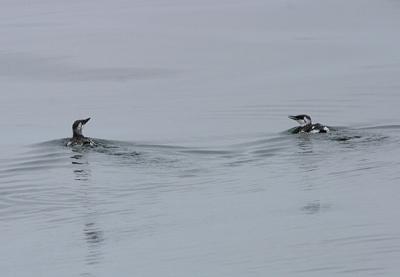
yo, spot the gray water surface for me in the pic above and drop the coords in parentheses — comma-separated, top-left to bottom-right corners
(1, 0, 400, 276)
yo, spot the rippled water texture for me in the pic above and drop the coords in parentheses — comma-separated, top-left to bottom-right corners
(1, 0, 400, 276)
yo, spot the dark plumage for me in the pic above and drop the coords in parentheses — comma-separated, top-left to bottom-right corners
(288, 114, 329, 134)
(67, 118, 95, 146)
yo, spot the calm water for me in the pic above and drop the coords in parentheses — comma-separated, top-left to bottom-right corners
(1, 0, 400, 276)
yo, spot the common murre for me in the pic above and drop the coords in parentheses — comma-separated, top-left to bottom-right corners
(67, 117, 95, 146)
(288, 114, 330, 134)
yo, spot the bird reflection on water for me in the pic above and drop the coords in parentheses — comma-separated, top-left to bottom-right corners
(71, 149, 105, 270)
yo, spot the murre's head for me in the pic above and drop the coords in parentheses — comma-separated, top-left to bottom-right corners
(288, 114, 312, 126)
(72, 118, 90, 137)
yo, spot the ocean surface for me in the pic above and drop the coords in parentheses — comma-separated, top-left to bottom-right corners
(1, 0, 400, 276)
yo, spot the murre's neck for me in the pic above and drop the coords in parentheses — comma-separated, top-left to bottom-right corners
(301, 122, 312, 127)
(73, 127, 84, 138)
(73, 132, 84, 139)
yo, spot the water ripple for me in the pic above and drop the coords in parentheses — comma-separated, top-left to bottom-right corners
(0, 124, 398, 224)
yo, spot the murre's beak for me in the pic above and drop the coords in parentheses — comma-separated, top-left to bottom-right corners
(288, 115, 298, 120)
(82, 117, 90, 125)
